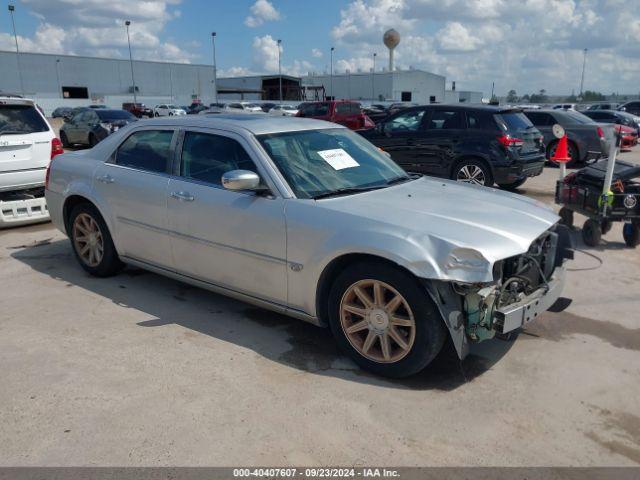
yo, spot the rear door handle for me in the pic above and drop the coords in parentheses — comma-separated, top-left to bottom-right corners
(96, 174, 114, 184)
(170, 191, 195, 202)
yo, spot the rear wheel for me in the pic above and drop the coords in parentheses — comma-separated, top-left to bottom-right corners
(60, 131, 70, 148)
(559, 207, 574, 228)
(498, 178, 527, 191)
(328, 262, 446, 378)
(452, 159, 493, 187)
(68, 203, 124, 277)
(582, 218, 602, 247)
(623, 222, 640, 248)
(601, 219, 613, 235)
(548, 141, 579, 168)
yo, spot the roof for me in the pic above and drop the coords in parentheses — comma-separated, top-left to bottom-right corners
(137, 114, 343, 135)
(399, 103, 519, 113)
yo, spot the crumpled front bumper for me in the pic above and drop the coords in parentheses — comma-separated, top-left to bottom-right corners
(494, 265, 566, 334)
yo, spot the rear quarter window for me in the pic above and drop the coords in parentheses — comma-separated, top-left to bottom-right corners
(0, 104, 49, 134)
(300, 103, 329, 116)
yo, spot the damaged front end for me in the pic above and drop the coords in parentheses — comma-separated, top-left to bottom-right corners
(425, 224, 573, 359)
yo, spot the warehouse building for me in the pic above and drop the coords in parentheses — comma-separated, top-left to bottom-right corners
(301, 69, 446, 104)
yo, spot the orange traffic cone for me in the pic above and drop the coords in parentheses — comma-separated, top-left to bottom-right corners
(551, 134, 570, 163)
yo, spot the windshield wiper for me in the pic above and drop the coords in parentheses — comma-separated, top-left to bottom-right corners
(385, 175, 412, 186)
(311, 185, 385, 200)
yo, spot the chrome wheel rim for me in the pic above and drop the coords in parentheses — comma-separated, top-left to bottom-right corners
(339, 279, 416, 363)
(456, 165, 486, 185)
(73, 213, 104, 267)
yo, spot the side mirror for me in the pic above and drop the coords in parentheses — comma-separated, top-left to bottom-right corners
(221, 170, 262, 191)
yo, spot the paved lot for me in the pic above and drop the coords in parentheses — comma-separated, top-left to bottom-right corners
(1, 147, 639, 467)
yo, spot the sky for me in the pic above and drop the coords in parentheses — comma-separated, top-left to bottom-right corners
(0, 0, 638, 96)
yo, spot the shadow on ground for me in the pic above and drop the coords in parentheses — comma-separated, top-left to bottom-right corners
(11, 238, 520, 391)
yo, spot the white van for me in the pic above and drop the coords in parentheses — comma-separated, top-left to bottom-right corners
(0, 97, 62, 227)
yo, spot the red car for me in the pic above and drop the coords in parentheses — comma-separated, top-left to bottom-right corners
(615, 124, 638, 150)
(296, 100, 375, 130)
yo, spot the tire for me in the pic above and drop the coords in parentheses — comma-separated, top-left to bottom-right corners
(548, 140, 579, 168)
(452, 159, 493, 187)
(88, 133, 98, 147)
(154, 112, 159, 117)
(498, 178, 527, 191)
(582, 218, 602, 247)
(68, 203, 124, 277)
(559, 207, 574, 228)
(601, 219, 613, 235)
(623, 222, 640, 248)
(169, 112, 173, 116)
(328, 261, 447, 378)
(60, 131, 70, 148)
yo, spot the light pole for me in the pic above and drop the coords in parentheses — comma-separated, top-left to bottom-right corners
(55, 59, 62, 98)
(330, 46, 334, 100)
(125, 21, 137, 104)
(211, 32, 218, 103)
(8, 4, 24, 96)
(579, 48, 588, 98)
(277, 39, 282, 102)
(372, 52, 377, 101)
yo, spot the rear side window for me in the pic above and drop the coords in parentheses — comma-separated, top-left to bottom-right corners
(336, 103, 350, 115)
(180, 132, 256, 186)
(494, 112, 533, 132)
(0, 105, 49, 134)
(116, 130, 173, 173)
(564, 111, 595, 124)
(524, 112, 555, 126)
(466, 111, 495, 130)
(299, 103, 329, 116)
(427, 110, 465, 130)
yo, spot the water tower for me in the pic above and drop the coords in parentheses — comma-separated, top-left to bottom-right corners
(383, 29, 400, 71)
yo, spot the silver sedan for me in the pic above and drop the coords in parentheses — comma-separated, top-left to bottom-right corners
(45, 115, 571, 377)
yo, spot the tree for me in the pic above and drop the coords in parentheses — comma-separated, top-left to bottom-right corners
(581, 90, 605, 101)
(565, 94, 578, 102)
(506, 89, 518, 103)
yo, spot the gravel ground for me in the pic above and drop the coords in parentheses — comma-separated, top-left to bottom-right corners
(0, 140, 639, 467)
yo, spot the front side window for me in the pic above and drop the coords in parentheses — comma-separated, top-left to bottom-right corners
(258, 128, 409, 199)
(116, 130, 173, 173)
(427, 110, 465, 130)
(385, 109, 426, 132)
(180, 132, 257, 186)
(336, 103, 350, 115)
(299, 103, 329, 116)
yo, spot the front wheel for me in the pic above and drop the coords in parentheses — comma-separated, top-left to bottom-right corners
(452, 159, 493, 187)
(69, 203, 124, 277)
(582, 218, 602, 247)
(328, 262, 446, 378)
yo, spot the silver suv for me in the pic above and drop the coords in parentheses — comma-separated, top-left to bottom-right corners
(46, 115, 571, 377)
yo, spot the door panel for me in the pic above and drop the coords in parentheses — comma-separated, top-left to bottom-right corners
(92, 129, 175, 267)
(167, 130, 287, 304)
(421, 109, 466, 176)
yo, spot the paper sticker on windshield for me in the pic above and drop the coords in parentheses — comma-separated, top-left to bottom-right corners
(317, 148, 360, 170)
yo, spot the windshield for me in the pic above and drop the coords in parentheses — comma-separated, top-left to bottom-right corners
(0, 105, 49, 134)
(258, 128, 409, 199)
(96, 110, 135, 120)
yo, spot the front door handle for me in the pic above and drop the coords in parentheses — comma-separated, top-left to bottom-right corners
(96, 174, 114, 184)
(170, 191, 195, 202)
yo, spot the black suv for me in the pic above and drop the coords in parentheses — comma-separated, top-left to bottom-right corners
(359, 105, 546, 189)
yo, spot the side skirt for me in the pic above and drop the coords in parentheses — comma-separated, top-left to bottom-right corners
(121, 255, 323, 327)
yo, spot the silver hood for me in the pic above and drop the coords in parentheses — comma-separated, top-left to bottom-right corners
(318, 177, 559, 283)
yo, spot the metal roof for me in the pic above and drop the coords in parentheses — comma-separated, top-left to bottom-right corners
(138, 114, 344, 135)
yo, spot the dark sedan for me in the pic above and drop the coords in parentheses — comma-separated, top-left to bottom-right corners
(60, 109, 136, 147)
(359, 105, 545, 189)
(51, 106, 73, 118)
(523, 110, 611, 167)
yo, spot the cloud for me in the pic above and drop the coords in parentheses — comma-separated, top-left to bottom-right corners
(311, 48, 323, 58)
(328, 0, 640, 94)
(245, 0, 281, 28)
(1, 0, 196, 63)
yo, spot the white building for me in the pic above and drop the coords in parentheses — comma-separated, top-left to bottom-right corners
(302, 69, 446, 104)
